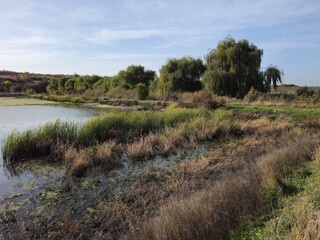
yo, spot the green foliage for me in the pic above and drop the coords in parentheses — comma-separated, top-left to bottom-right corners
(4, 80, 11, 87)
(3, 107, 210, 161)
(3, 120, 79, 161)
(135, 83, 148, 100)
(159, 56, 205, 93)
(203, 37, 265, 98)
(46, 75, 102, 94)
(25, 88, 36, 95)
(264, 65, 284, 91)
(114, 65, 156, 89)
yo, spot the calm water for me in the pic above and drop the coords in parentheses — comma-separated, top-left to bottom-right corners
(0, 105, 101, 195)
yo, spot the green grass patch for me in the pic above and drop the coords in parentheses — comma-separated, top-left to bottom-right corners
(0, 97, 58, 106)
(230, 163, 320, 239)
(227, 104, 320, 121)
(3, 107, 216, 161)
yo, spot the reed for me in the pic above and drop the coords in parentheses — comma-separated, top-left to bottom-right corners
(3, 120, 78, 162)
(3, 107, 210, 162)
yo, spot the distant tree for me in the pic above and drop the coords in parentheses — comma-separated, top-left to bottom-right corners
(65, 79, 76, 92)
(3, 80, 11, 92)
(263, 65, 284, 91)
(93, 77, 111, 93)
(159, 56, 205, 93)
(115, 65, 156, 89)
(135, 83, 148, 100)
(46, 78, 59, 93)
(203, 37, 264, 98)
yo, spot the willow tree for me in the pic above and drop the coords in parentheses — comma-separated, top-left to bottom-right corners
(159, 56, 205, 93)
(203, 37, 264, 98)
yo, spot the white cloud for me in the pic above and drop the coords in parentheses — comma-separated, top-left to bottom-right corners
(87, 29, 183, 45)
(8, 35, 58, 46)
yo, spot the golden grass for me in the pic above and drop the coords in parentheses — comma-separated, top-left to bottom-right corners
(126, 137, 319, 240)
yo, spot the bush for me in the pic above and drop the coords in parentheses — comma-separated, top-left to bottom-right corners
(177, 91, 226, 109)
(135, 83, 148, 100)
(297, 87, 315, 97)
(244, 88, 264, 102)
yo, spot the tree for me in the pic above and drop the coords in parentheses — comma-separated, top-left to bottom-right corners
(3, 80, 11, 92)
(65, 79, 76, 92)
(115, 65, 156, 89)
(263, 65, 284, 91)
(159, 56, 205, 93)
(203, 37, 264, 98)
(135, 83, 148, 100)
(46, 78, 59, 93)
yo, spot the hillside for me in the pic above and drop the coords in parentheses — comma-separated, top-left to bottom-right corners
(0, 70, 63, 93)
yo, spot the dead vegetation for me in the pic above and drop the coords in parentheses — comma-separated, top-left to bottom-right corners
(127, 137, 319, 240)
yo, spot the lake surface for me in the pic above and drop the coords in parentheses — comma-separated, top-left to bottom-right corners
(0, 105, 101, 195)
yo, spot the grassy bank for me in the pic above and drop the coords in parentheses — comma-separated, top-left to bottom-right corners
(127, 137, 319, 240)
(231, 146, 320, 239)
(0, 97, 58, 106)
(3, 107, 211, 162)
(227, 103, 320, 121)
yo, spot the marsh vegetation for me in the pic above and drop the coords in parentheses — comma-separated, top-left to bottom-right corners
(1, 92, 320, 239)
(1, 37, 320, 239)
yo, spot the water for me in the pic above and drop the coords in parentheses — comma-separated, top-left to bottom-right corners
(0, 105, 101, 195)
(0, 104, 211, 238)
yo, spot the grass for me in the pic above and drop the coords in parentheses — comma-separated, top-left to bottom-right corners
(231, 146, 320, 239)
(3, 112, 319, 239)
(3, 120, 79, 162)
(127, 137, 319, 240)
(3, 107, 210, 162)
(2, 96, 320, 239)
(0, 97, 58, 106)
(227, 104, 320, 121)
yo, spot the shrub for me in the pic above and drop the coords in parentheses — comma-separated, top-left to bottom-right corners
(296, 87, 315, 97)
(135, 83, 148, 100)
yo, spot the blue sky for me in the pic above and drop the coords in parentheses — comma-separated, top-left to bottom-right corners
(0, 0, 319, 86)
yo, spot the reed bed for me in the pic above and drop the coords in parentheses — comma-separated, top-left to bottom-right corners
(3, 120, 78, 162)
(3, 107, 210, 162)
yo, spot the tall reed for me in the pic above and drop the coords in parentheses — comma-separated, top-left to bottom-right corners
(3, 107, 210, 162)
(3, 120, 78, 161)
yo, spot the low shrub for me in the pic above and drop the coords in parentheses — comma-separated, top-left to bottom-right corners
(135, 83, 148, 100)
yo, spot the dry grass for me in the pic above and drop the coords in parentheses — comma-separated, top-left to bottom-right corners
(125, 136, 319, 240)
(69, 148, 94, 177)
(177, 91, 227, 109)
(64, 141, 123, 176)
(260, 145, 320, 240)
(127, 133, 163, 160)
(257, 137, 317, 185)
(95, 141, 123, 170)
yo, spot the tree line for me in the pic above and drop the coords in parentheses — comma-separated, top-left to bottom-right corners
(43, 37, 284, 99)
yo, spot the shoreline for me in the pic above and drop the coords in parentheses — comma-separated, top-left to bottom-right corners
(0, 97, 59, 106)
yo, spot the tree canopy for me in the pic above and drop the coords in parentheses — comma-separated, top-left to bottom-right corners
(113, 65, 156, 89)
(159, 57, 205, 93)
(263, 65, 284, 91)
(203, 37, 265, 98)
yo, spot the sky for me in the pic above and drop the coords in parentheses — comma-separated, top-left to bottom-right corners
(0, 0, 319, 86)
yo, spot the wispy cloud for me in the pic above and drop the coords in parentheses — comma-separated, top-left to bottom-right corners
(87, 29, 183, 45)
(0, 0, 319, 84)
